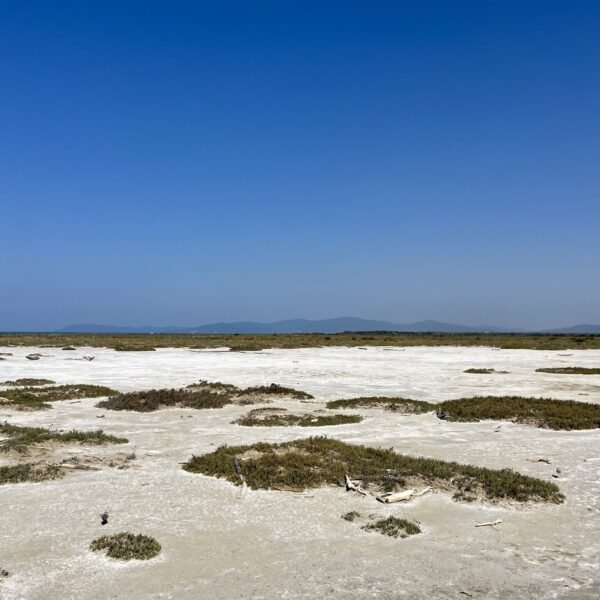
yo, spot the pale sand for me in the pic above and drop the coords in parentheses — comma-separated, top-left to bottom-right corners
(1, 345, 599, 599)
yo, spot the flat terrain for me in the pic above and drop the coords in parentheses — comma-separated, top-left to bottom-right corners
(1, 344, 599, 599)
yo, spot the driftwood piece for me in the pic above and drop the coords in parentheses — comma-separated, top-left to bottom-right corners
(526, 458, 551, 464)
(344, 474, 367, 496)
(376, 486, 431, 504)
(475, 519, 503, 527)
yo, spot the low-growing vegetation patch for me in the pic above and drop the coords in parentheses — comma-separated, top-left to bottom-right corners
(341, 511, 361, 522)
(439, 396, 600, 430)
(0, 463, 63, 485)
(98, 387, 231, 412)
(90, 532, 161, 560)
(326, 397, 431, 414)
(98, 380, 313, 412)
(235, 409, 362, 427)
(3, 332, 598, 351)
(463, 368, 509, 374)
(243, 383, 314, 399)
(0, 384, 118, 410)
(328, 395, 600, 431)
(1, 378, 55, 386)
(535, 367, 600, 375)
(362, 516, 421, 538)
(183, 437, 564, 504)
(113, 344, 156, 352)
(0, 422, 127, 453)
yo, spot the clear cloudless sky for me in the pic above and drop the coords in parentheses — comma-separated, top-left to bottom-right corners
(1, 1, 598, 331)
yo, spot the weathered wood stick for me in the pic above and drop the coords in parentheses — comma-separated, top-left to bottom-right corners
(475, 519, 503, 527)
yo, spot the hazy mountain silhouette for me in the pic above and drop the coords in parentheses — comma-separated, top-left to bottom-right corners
(52, 317, 570, 334)
(54, 318, 600, 334)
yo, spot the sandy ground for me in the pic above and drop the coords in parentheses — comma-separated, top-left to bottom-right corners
(0, 345, 599, 599)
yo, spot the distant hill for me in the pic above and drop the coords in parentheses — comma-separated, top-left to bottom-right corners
(542, 324, 600, 334)
(56, 317, 528, 334)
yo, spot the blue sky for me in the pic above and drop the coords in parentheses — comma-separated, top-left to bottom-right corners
(1, 1, 598, 330)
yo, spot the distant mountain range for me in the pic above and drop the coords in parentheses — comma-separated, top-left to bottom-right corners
(55, 317, 600, 334)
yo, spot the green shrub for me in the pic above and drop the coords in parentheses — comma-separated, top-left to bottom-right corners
(98, 381, 313, 412)
(326, 397, 431, 413)
(235, 411, 362, 427)
(90, 532, 161, 560)
(0, 463, 63, 485)
(327, 395, 600, 431)
(0, 385, 117, 410)
(439, 396, 600, 430)
(341, 511, 361, 522)
(1, 332, 598, 351)
(0, 422, 127, 453)
(363, 516, 421, 538)
(183, 437, 563, 503)
(536, 367, 600, 375)
(1, 378, 55, 386)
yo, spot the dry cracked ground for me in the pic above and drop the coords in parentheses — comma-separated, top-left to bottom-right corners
(1, 345, 599, 599)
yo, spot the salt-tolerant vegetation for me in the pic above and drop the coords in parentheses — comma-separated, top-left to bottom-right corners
(183, 437, 564, 503)
(463, 368, 509, 374)
(0, 385, 117, 410)
(97, 381, 313, 412)
(0, 423, 127, 454)
(1, 378, 55, 386)
(235, 409, 362, 427)
(90, 533, 161, 560)
(535, 367, 600, 375)
(326, 397, 431, 413)
(363, 516, 422, 538)
(1, 342, 599, 598)
(327, 395, 600, 430)
(1, 331, 599, 351)
(0, 463, 63, 485)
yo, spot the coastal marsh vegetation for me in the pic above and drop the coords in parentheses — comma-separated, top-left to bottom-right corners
(1, 332, 598, 351)
(90, 533, 161, 560)
(1, 378, 55, 386)
(97, 381, 313, 412)
(327, 396, 600, 430)
(535, 367, 600, 375)
(235, 409, 362, 427)
(0, 422, 127, 453)
(363, 516, 421, 538)
(327, 397, 431, 413)
(0, 385, 118, 410)
(183, 437, 564, 504)
(464, 368, 509, 374)
(0, 463, 63, 485)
